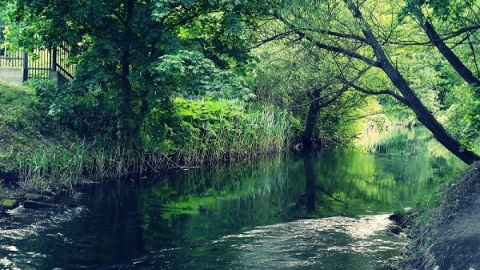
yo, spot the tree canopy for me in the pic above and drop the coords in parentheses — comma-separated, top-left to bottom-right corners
(2, 0, 480, 163)
(252, 0, 480, 163)
(3, 0, 262, 139)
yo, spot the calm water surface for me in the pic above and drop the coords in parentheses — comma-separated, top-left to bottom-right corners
(0, 127, 466, 269)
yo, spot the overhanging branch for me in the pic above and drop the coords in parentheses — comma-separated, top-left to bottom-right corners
(346, 82, 409, 106)
(388, 24, 480, 46)
(274, 12, 381, 67)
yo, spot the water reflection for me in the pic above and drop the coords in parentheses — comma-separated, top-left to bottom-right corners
(0, 127, 467, 269)
(289, 153, 349, 217)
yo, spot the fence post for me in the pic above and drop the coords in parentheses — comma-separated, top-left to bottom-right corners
(22, 52, 28, 82)
(52, 47, 57, 71)
(50, 48, 59, 82)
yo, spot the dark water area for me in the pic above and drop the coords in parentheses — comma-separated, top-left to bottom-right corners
(0, 127, 467, 269)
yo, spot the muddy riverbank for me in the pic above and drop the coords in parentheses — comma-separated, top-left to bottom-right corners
(402, 162, 480, 269)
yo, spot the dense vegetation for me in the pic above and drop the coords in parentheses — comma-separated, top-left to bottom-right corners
(1, 0, 480, 191)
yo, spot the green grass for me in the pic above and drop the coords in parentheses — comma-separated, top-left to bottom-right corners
(0, 80, 55, 171)
(0, 80, 79, 190)
(398, 165, 471, 269)
(17, 141, 169, 192)
(0, 80, 299, 195)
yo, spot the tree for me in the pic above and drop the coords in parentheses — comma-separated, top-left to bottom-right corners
(5, 0, 258, 140)
(253, 19, 370, 149)
(400, 0, 480, 93)
(261, 0, 479, 164)
(398, 0, 480, 148)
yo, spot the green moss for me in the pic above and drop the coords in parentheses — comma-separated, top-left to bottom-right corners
(0, 199, 19, 209)
(24, 193, 44, 200)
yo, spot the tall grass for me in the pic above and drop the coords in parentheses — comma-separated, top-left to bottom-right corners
(13, 96, 297, 192)
(176, 105, 295, 166)
(16, 140, 170, 192)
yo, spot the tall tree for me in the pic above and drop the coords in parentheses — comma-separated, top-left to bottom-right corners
(266, 0, 479, 164)
(253, 19, 369, 149)
(5, 0, 258, 139)
(400, 0, 480, 93)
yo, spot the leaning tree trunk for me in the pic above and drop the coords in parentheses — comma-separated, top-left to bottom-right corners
(417, 13, 480, 93)
(381, 58, 479, 164)
(345, 0, 480, 165)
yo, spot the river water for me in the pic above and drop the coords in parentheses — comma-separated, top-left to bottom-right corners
(0, 127, 466, 269)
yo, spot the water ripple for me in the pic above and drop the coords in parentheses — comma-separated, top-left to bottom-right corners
(109, 214, 405, 270)
(0, 205, 87, 270)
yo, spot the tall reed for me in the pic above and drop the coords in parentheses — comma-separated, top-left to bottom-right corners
(16, 140, 169, 193)
(16, 99, 296, 192)
(175, 104, 295, 166)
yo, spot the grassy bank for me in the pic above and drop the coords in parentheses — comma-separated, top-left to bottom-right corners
(0, 80, 297, 196)
(399, 163, 478, 269)
(0, 81, 73, 173)
(0, 80, 81, 192)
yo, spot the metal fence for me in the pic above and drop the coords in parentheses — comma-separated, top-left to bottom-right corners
(54, 44, 75, 80)
(0, 48, 24, 68)
(26, 49, 54, 80)
(0, 42, 75, 82)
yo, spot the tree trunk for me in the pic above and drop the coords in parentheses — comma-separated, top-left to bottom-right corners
(302, 85, 347, 150)
(418, 13, 480, 93)
(118, 0, 136, 139)
(382, 59, 479, 164)
(303, 88, 322, 150)
(345, 0, 480, 165)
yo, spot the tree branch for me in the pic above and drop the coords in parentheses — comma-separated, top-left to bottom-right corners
(389, 24, 480, 46)
(345, 81, 409, 106)
(250, 30, 297, 49)
(274, 12, 381, 67)
(417, 12, 480, 91)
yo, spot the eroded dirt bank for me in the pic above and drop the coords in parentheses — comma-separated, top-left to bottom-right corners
(402, 162, 480, 269)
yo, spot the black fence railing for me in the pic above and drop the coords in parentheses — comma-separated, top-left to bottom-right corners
(25, 49, 53, 80)
(0, 48, 24, 68)
(54, 44, 75, 80)
(0, 42, 76, 82)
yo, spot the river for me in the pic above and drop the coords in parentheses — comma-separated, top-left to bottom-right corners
(0, 127, 466, 269)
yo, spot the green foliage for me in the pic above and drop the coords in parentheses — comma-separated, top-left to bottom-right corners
(5, 0, 260, 140)
(253, 38, 369, 144)
(399, 0, 475, 23)
(151, 50, 254, 100)
(444, 83, 480, 149)
(145, 98, 295, 164)
(28, 80, 119, 137)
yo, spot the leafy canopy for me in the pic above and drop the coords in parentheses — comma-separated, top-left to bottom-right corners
(4, 0, 261, 140)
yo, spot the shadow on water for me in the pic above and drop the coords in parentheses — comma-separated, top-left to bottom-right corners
(0, 127, 467, 269)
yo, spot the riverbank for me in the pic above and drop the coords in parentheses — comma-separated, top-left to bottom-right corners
(0, 80, 297, 200)
(0, 81, 75, 204)
(401, 162, 480, 269)
(0, 81, 75, 182)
